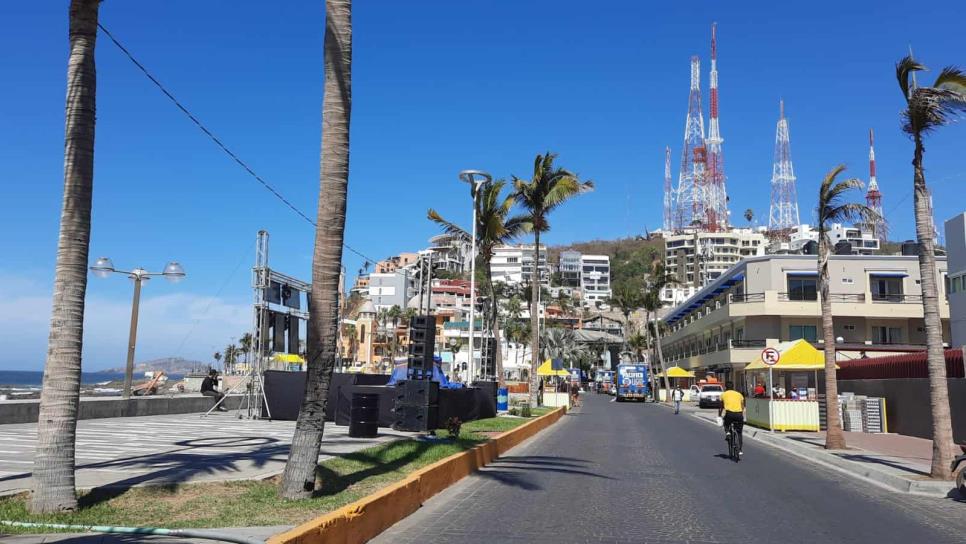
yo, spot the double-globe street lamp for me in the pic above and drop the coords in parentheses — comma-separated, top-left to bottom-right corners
(90, 257, 186, 398)
(458, 170, 491, 382)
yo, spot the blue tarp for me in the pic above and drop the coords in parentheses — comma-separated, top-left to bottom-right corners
(386, 358, 463, 388)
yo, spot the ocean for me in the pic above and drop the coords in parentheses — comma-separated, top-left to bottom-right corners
(0, 370, 184, 389)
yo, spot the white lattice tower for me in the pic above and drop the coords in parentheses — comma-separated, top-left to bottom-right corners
(866, 128, 885, 241)
(663, 146, 674, 232)
(768, 100, 800, 238)
(675, 56, 708, 230)
(706, 22, 729, 231)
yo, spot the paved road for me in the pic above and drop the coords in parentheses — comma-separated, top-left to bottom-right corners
(0, 412, 410, 495)
(375, 394, 966, 544)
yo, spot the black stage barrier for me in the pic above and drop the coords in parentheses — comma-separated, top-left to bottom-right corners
(263, 371, 492, 426)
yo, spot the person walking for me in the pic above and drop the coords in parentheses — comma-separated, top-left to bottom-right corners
(672, 386, 684, 414)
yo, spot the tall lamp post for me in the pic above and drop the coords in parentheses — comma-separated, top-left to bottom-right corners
(459, 169, 491, 382)
(90, 257, 186, 398)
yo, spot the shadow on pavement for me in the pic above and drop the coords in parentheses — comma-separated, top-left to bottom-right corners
(473, 469, 542, 490)
(832, 453, 929, 476)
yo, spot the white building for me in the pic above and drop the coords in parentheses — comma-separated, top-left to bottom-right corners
(490, 244, 549, 287)
(769, 224, 880, 255)
(580, 254, 612, 307)
(559, 250, 582, 287)
(945, 213, 966, 347)
(663, 228, 767, 302)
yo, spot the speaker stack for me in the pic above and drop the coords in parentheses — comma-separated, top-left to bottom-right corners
(392, 314, 438, 432)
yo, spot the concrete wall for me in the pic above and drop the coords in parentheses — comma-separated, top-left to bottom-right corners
(837, 379, 966, 443)
(946, 213, 966, 347)
(0, 394, 244, 425)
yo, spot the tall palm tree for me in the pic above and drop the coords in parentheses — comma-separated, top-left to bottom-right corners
(815, 165, 880, 450)
(896, 56, 966, 479)
(642, 263, 676, 402)
(280, 0, 353, 499)
(513, 153, 593, 405)
(213, 351, 223, 370)
(239, 333, 253, 367)
(31, 0, 100, 514)
(607, 278, 646, 347)
(428, 179, 530, 386)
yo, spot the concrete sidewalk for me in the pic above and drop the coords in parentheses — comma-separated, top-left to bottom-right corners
(0, 525, 290, 544)
(669, 401, 958, 497)
(0, 411, 412, 496)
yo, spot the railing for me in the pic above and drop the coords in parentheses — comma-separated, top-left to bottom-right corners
(730, 292, 765, 303)
(778, 292, 818, 302)
(871, 293, 923, 303)
(827, 293, 865, 303)
(730, 339, 767, 348)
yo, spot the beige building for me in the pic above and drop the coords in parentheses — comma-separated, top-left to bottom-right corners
(660, 254, 950, 386)
(663, 228, 766, 303)
(375, 252, 419, 274)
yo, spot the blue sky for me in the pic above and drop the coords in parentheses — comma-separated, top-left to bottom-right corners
(2, 1, 964, 370)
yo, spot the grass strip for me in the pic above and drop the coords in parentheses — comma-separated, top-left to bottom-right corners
(0, 411, 552, 533)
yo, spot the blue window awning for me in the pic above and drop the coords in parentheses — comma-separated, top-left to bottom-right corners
(869, 272, 908, 278)
(786, 271, 818, 277)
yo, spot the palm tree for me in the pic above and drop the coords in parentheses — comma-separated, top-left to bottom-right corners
(239, 333, 253, 368)
(428, 179, 530, 386)
(607, 278, 646, 346)
(896, 56, 966, 479)
(743, 208, 754, 226)
(513, 153, 593, 405)
(279, 0, 353, 499)
(213, 351, 223, 371)
(641, 263, 676, 402)
(816, 165, 880, 450)
(223, 344, 239, 370)
(31, 0, 100, 514)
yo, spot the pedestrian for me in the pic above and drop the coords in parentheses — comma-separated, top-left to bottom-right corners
(201, 369, 227, 412)
(537, 378, 544, 407)
(753, 382, 765, 398)
(672, 386, 684, 414)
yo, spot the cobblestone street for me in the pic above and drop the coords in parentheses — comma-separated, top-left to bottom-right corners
(375, 393, 966, 544)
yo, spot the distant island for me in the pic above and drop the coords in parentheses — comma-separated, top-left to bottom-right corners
(97, 357, 210, 375)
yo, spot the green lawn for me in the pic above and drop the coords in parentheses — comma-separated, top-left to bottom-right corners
(0, 409, 558, 533)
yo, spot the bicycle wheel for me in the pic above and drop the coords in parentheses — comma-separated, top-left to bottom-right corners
(729, 430, 739, 462)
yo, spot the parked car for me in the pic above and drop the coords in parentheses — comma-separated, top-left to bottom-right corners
(697, 384, 724, 408)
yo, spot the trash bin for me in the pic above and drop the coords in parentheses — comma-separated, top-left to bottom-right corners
(349, 393, 379, 438)
(497, 387, 509, 412)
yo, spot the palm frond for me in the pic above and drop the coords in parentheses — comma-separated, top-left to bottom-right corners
(896, 55, 927, 101)
(427, 209, 469, 241)
(933, 66, 966, 95)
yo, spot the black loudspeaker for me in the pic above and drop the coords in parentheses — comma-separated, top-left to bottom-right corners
(392, 404, 438, 432)
(261, 370, 305, 420)
(481, 338, 497, 378)
(395, 380, 439, 405)
(273, 311, 286, 352)
(287, 316, 300, 356)
(407, 314, 435, 378)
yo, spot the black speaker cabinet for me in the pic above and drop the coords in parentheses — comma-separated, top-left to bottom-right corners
(395, 379, 439, 405)
(392, 404, 438, 432)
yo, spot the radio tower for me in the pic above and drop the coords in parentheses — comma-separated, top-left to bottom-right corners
(866, 129, 886, 241)
(674, 56, 708, 230)
(768, 100, 800, 240)
(663, 146, 674, 232)
(706, 22, 729, 231)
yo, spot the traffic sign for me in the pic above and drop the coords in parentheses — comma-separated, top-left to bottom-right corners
(761, 347, 781, 366)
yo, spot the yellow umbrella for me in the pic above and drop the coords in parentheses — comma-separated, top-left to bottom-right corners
(744, 339, 839, 370)
(656, 366, 695, 378)
(537, 359, 571, 377)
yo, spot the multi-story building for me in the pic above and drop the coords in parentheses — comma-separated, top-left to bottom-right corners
(375, 252, 419, 274)
(427, 233, 471, 275)
(580, 254, 612, 307)
(367, 271, 415, 311)
(769, 224, 880, 255)
(663, 228, 766, 302)
(559, 250, 582, 287)
(491, 244, 549, 287)
(945, 213, 966, 346)
(659, 254, 950, 387)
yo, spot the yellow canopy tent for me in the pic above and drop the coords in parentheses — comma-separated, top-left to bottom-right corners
(744, 339, 839, 371)
(273, 353, 306, 364)
(656, 366, 696, 378)
(537, 359, 571, 377)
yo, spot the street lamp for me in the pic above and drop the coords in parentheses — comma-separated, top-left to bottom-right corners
(459, 170, 491, 382)
(90, 257, 186, 398)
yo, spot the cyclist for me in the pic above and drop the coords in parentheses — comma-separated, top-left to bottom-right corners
(718, 383, 745, 455)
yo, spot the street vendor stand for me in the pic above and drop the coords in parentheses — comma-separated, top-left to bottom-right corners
(537, 359, 571, 407)
(742, 340, 835, 432)
(655, 366, 696, 401)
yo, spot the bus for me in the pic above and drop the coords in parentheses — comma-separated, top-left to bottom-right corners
(616, 363, 649, 402)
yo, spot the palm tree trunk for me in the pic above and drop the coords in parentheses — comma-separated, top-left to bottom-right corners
(912, 136, 956, 479)
(819, 236, 846, 449)
(646, 312, 658, 401)
(528, 232, 541, 406)
(279, 0, 352, 499)
(654, 322, 671, 403)
(30, 0, 99, 514)
(486, 267, 505, 386)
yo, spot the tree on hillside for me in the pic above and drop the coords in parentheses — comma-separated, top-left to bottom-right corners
(895, 55, 966, 478)
(608, 278, 647, 348)
(642, 263, 676, 402)
(815, 165, 880, 451)
(513, 153, 593, 405)
(280, 0, 353, 499)
(31, 0, 101, 514)
(743, 208, 754, 225)
(428, 179, 530, 385)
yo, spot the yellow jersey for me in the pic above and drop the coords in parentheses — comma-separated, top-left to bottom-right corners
(721, 390, 744, 413)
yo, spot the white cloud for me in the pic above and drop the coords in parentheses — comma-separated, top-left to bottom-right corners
(0, 272, 250, 371)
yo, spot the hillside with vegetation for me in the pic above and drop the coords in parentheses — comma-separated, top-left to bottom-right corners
(548, 236, 665, 285)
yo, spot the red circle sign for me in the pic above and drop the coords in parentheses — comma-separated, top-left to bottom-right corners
(761, 347, 781, 366)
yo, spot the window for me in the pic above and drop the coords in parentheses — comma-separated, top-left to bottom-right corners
(841, 277, 854, 284)
(789, 325, 818, 342)
(506, 257, 518, 263)
(953, 276, 962, 294)
(871, 275, 903, 301)
(872, 326, 903, 344)
(843, 324, 856, 331)
(787, 277, 818, 301)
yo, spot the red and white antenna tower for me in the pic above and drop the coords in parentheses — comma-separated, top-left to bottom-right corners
(706, 22, 729, 231)
(866, 129, 886, 241)
(768, 100, 800, 240)
(674, 56, 708, 230)
(663, 146, 674, 232)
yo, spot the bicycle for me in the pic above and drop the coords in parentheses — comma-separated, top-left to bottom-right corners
(725, 421, 742, 462)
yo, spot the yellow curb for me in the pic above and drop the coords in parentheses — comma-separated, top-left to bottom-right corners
(268, 407, 566, 544)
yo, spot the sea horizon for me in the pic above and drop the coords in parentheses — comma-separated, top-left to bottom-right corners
(0, 370, 186, 389)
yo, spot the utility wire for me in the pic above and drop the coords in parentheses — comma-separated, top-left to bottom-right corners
(97, 23, 377, 267)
